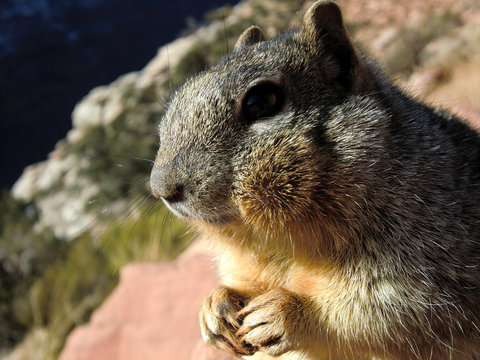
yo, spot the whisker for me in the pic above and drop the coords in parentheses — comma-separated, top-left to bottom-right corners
(237, 210, 252, 228)
(235, 155, 294, 161)
(159, 95, 168, 105)
(222, 7, 229, 54)
(167, 44, 172, 94)
(242, 187, 269, 209)
(132, 157, 155, 164)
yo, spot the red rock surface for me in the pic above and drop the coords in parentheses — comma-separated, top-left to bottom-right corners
(59, 247, 236, 360)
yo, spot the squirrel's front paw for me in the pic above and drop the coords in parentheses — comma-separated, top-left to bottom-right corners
(200, 286, 256, 356)
(236, 288, 305, 357)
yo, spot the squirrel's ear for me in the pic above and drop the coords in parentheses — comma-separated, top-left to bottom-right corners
(302, 1, 364, 87)
(234, 26, 266, 51)
(303, 1, 345, 38)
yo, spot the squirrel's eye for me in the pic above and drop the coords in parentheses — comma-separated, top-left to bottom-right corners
(242, 82, 283, 122)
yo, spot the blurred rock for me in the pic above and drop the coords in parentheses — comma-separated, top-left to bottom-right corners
(190, 340, 237, 360)
(3, 328, 49, 360)
(405, 67, 446, 96)
(58, 247, 235, 360)
(451, 103, 480, 129)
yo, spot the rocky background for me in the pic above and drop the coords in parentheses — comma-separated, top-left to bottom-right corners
(1, 0, 480, 359)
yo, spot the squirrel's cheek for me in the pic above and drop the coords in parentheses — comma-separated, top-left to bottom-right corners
(233, 149, 320, 233)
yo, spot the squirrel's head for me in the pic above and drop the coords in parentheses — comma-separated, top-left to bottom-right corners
(150, 1, 377, 243)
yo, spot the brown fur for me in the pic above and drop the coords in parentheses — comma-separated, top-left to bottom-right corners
(150, 1, 480, 359)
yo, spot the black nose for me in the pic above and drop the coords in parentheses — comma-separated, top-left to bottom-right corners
(150, 165, 186, 203)
(162, 184, 185, 203)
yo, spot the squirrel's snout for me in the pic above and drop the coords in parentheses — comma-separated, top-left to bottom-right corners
(152, 182, 185, 203)
(162, 184, 185, 203)
(150, 165, 186, 203)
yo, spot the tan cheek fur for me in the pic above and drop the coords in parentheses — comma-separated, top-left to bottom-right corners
(230, 135, 361, 258)
(235, 137, 319, 231)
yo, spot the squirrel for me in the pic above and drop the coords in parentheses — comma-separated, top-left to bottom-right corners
(150, 1, 480, 359)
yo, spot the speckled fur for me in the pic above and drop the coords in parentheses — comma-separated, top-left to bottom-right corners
(150, 1, 480, 359)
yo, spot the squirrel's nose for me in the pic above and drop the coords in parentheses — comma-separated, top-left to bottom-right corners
(162, 184, 185, 203)
(150, 166, 186, 203)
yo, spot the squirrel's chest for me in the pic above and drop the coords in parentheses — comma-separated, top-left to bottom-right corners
(217, 248, 343, 299)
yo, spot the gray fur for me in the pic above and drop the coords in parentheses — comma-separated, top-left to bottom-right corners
(151, 1, 480, 358)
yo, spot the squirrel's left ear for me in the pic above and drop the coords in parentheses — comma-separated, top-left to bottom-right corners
(302, 1, 365, 88)
(234, 26, 266, 51)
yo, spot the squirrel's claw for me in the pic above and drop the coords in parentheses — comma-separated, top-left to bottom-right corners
(200, 286, 256, 356)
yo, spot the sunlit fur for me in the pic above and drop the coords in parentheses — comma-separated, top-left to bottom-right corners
(151, 1, 480, 359)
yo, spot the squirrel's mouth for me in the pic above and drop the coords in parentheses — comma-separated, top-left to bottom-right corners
(161, 198, 190, 219)
(162, 197, 237, 225)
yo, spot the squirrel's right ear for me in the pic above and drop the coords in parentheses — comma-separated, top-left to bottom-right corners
(234, 26, 266, 51)
(302, 1, 365, 88)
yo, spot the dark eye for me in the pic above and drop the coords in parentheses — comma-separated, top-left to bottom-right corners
(242, 82, 283, 122)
